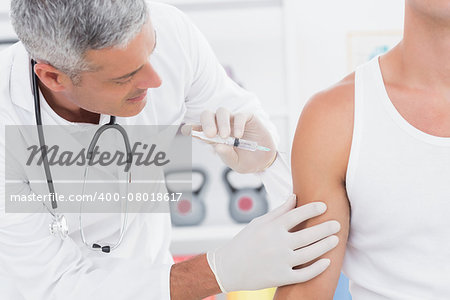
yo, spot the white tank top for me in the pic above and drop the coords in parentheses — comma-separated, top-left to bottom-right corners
(342, 57, 450, 300)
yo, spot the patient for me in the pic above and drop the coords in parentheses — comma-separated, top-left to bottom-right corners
(275, 1, 450, 299)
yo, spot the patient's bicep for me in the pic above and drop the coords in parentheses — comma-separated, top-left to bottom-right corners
(275, 85, 353, 299)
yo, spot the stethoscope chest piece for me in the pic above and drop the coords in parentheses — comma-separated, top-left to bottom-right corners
(49, 214, 69, 240)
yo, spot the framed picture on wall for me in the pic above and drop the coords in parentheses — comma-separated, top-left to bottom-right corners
(347, 30, 402, 71)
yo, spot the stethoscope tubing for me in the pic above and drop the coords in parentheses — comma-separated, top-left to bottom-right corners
(31, 59, 131, 253)
(31, 59, 58, 211)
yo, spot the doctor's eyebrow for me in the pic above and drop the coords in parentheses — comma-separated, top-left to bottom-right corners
(111, 65, 144, 81)
(109, 30, 158, 81)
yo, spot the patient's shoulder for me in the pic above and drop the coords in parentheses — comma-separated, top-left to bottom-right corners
(304, 72, 355, 120)
(293, 73, 355, 182)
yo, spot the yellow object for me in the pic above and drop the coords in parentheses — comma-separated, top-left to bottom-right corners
(227, 288, 276, 300)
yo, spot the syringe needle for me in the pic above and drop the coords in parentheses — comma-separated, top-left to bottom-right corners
(190, 130, 271, 152)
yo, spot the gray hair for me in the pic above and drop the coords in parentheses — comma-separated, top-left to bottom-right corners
(10, 0, 149, 84)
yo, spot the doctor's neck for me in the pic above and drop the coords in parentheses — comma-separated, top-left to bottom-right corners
(38, 80, 101, 124)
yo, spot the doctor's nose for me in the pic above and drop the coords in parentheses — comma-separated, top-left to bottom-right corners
(135, 62, 162, 89)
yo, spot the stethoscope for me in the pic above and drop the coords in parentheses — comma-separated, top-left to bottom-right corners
(31, 59, 132, 253)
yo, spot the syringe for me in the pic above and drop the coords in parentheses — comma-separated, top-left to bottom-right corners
(191, 130, 271, 152)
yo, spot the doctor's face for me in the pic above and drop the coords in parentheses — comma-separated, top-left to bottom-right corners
(62, 22, 161, 117)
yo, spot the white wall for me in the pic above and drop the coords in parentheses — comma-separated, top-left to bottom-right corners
(286, 0, 405, 133)
(164, 0, 405, 148)
(0, 0, 15, 39)
(0, 0, 10, 12)
(0, 0, 406, 142)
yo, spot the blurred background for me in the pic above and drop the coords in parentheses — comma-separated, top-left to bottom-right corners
(0, 0, 405, 299)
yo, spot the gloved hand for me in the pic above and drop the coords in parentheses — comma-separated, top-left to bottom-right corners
(206, 195, 340, 293)
(182, 108, 277, 173)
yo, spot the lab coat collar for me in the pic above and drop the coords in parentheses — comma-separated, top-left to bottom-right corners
(10, 42, 35, 113)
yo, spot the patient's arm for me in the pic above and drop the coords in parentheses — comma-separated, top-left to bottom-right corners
(274, 74, 354, 299)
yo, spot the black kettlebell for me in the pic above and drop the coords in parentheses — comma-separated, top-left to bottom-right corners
(223, 168, 268, 223)
(165, 168, 208, 226)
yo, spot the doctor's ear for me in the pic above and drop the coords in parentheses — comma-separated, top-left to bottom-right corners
(33, 63, 72, 92)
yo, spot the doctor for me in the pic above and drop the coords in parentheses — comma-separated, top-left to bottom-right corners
(0, 1, 340, 299)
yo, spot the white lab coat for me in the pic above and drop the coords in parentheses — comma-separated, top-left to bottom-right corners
(0, 2, 292, 299)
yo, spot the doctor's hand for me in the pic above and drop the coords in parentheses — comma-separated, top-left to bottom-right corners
(206, 195, 341, 293)
(183, 108, 277, 173)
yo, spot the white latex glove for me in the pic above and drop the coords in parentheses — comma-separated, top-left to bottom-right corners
(182, 108, 277, 173)
(206, 195, 340, 293)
